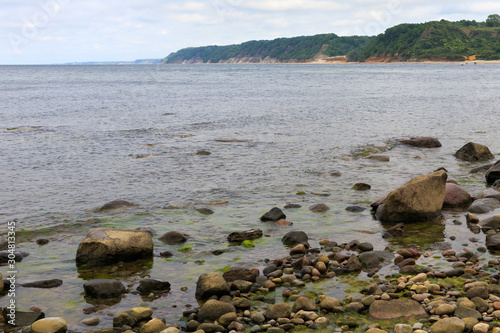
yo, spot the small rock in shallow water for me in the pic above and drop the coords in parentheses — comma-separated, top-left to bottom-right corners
(36, 239, 49, 245)
(196, 207, 214, 215)
(31, 317, 67, 333)
(21, 279, 63, 289)
(159, 231, 189, 244)
(260, 207, 286, 222)
(352, 183, 371, 190)
(83, 279, 126, 299)
(94, 200, 138, 212)
(81, 316, 100, 326)
(345, 205, 365, 212)
(282, 231, 308, 246)
(284, 203, 301, 209)
(308, 203, 330, 213)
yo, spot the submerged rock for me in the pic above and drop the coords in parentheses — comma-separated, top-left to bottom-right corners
(83, 279, 126, 299)
(76, 228, 153, 267)
(227, 229, 263, 243)
(398, 137, 442, 148)
(159, 231, 189, 244)
(21, 279, 63, 289)
(454, 142, 494, 162)
(94, 200, 138, 212)
(2, 309, 44, 327)
(260, 207, 286, 222)
(374, 170, 447, 223)
(486, 160, 500, 185)
(136, 278, 171, 294)
(309, 203, 330, 213)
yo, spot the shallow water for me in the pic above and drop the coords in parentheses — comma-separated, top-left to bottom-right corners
(0, 63, 499, 331)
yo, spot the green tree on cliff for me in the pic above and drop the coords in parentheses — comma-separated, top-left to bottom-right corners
(486, 14, 500, 27)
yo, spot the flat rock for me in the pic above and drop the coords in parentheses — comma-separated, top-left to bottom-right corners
(430, 317, 465, 333)
(159, 231, 189, 244)
(399, 137, 442, 148)
(136, 278, 171, 294)
(227, 229, 263, 243)
(454, 142, 494, 162)
(454, 305, 482, 319)
(358, 250, 394, 270)
(21, 279, 63, 288)
(375, 170, 447, 223)
(95, 200, 137, 212)
(369, 299, 428, 320)
(76, 228, 153, 267)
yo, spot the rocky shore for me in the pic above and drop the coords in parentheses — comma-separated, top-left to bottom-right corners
(1, 138, 500, 333)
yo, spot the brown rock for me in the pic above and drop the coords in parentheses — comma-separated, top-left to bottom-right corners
(369, 299, 428, 320)
(443, 183, 473, 209)
(454, 142, 494, 162)
(399, 137, 442, 148)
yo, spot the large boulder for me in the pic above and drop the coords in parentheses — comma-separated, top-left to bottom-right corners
(195, 272, 230, 300)
(443, 183, 473, 209)
(76, 228, 153, 267)
(479, 215, 500, 232)
(369, 299, 428, 320)
(374, 170, 447, 223)
(454, 142, 494, 162)
(398, 137, 442, 148)
(197, 299, 236, 322)
(430, 317, 465, 333)
(486, 160, 500, 185)
(282, 231, 308, 246)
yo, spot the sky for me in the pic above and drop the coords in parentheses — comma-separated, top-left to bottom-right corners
(1, 0, 499, 64)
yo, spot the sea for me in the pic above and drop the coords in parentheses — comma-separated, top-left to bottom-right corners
(0, 63, 499, 330)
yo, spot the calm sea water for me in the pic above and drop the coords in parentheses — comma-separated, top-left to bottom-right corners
(0, 64, 499, 330)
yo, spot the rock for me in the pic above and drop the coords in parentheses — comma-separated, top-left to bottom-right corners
(443, 183, 473, 209)
(309, 203, 330, 212)
(195, 272, 230, 300)
(0, 250, 27, 263)
(319, 296, 342, 312)
(218, 312, 237, 327)
(197, 323, 226, 333)
(462, 318, 479, 332)
(468, 198, 500, 214)
(435, 304, 456, 315)
(382, 223, 404, 238)
(466, 285, 489, 299)
(140, 318, 166, 333)
(137, 279, 171, 294)
(196, 207, 214, 215)
(227, 229, 263, 243)
(430, 317, 465, 333)
(260, 207, 286, 222)
(454, 305, 482, 319)
(76, 228, 153, 267)
(35, 239, 49, 245)
(292, 296, 317, 312)
(197, 299, 236, 322)
(276, 219, 293, 226)
(486, 233, 500, 249)
(159, 231, 189, 244)
(358, 251, 394, 270)
(265, 303, 291, 320)
(195, 150, 211, 156)
(480, 215, 500, 231)
(358, 242, 374, 252)
(31, 317, 67, 333)
(445, 268, 465, 277)
(113, 307, 153, 327)
(345, 302, 364, 313)
(21, 279, 63, 288)
(471, 297, 489, 312)
(95, 200, 137, 212)
(223, 268, 259, 282)
(2, 309, 44, 327)
(454, 142, 494, 162)
(83, 279, 126, 298)
(473, 323, 490, 333)
(80, 316, 100, 326)
(399, 137, 442, 148)
(290, 243, 307, 255)
(375, 170, 447, 222)
(346, 206, 366, 212)
(394, 324, 412, 333)
(494, 179, 500, 189)
(485, 188, 500, 201)
(366, 154, 390, 162)
(486, 160, 500, 185)
(284, 203, 302, 209)
(353, 183, 371, 190)
(250, 311, 266, 324)
(369, 299, 428, 320)
(0, 236, 7, 250)
(282, 231, 308, 246)
(471, 164, 493, 173)
(345, 255, 362, 272)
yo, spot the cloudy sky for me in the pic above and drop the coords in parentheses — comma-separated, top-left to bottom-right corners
(1, 0, 499, 64)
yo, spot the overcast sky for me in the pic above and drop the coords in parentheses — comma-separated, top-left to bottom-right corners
(1, 0, 499, 64)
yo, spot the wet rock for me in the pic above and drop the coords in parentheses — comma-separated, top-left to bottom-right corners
(486, 233, 500, 250)
(159, 231, 189, 244)
(195, 150, 211, 156)
(358, 242, 374, 252)
(468, 198, 500, 214)
(2, 309, 44, 327)
(443, 183, 473, 209)
(374, 170, 447, 223)
(21, 279, 63, 288)
(195, 272, 230, 300)
(445, 268, 465, 277)
(36, 239, 50, 245)
(282, 231, 308, 246)
(369, 299, 428, 320)
(198, 323, 226, 333)
(353, 183, 371, 190)
(276, 219, 293, 226)
(484, 188, 500, 201)
(83, 279, 126, 299)
(292, 296, 317, 312)
(265, 303, 292, 320)
(95, 200, 137, 212)
(366, 154, 390, 162)
(197, 299, 236, 322)
(0, 236, 7, 250)
(486, 160, 500, 185)
(454, 142, 494, 162)
(454, 305, 482, 319)
(308, 203, 330, 212)
(0, 250, 27, 263)
(223, 268, 259, 282)
(398, 137, 442, 148)
(471, 164, 493, 173)
(319, 296, 342, 312)
(227, 229, 263, 243)
(382, 223, 404, 238)
(284, 203, 301, 209)
(260, 207, 286, 222)
(358, 250, 394, 270)
(290, 243, 307, 255)
(345, 254, 362, 272)
(196, 207, 214, 215)
(76, 228, 153, 267)
(231, 281, 253, 293)
(31, 317, 67, 333)
(80, 316, 100, 326)
(466, 285, 489, 299)
(480, 215, 500, 231)
(137, 278, 171, 294)
(430, 317, 465, 333)
(113, 307, 153, 327)
(346, 206, 366, 212)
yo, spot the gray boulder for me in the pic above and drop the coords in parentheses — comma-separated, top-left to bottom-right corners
(454, 142, 494, 162)
(282, 231, 308, 246)
(260, 207, 286, 222)
(486, 160, 500, 185)
(468, 198, 500, 214)
(159, 231, 189, 244)
(76, 228, 153, 267)
(358, 250, 394, 270)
